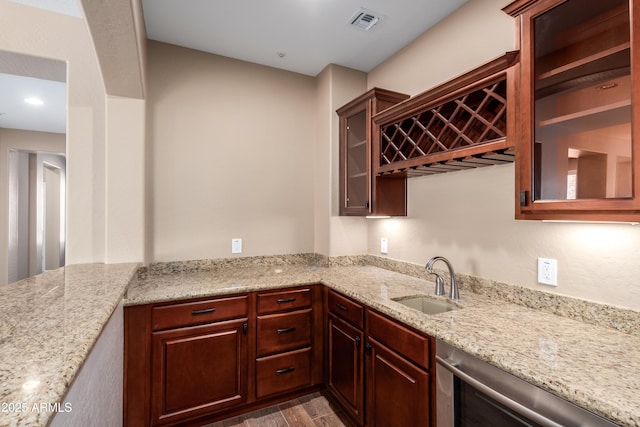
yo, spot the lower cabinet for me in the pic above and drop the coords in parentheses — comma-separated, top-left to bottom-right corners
(124, 285, 432, 426)
(151, 318, 248, 425)
(365, 310, 431, 427)
(325, 290, 434, 427)
(124, 285, 323, 426)
(327, 312, 365, 424)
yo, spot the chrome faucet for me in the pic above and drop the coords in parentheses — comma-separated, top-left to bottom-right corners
(425, 256, 459, 300)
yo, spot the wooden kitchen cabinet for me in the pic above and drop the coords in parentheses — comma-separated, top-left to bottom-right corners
(151, 318, 248, 425)
(337, 88, 409, 216)
(148, 295, 249, 425)
(124, 286, 323, 426)
(504, 0, 640, 221)
(326, 290, 365, 425)
(255, 286, 323, 399)
(365, 310, 432, 427)
(325, 290, 434, 427)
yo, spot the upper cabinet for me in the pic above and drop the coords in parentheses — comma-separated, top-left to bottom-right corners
(337, 88, 409, 216)
(505, 0, 640, 221)
(372, 52, 519, 177)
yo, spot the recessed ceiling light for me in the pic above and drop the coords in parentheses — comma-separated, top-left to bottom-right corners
(24, 97, 44, 106)
(277, 52, 286, 58)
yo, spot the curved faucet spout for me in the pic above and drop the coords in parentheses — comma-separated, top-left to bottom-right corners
(425, 256, 459, 300)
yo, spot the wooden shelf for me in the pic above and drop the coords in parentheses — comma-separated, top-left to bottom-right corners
(348, 139, 367, 149)
(537, 43, 630, 82)
(537, 100, 630, 127)
(348, 172, 367, 179)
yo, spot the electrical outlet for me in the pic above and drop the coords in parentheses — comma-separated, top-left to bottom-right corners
(537, 258, 557, 286)
(380, 237, 388, 254)
(231, 238, 242, 254)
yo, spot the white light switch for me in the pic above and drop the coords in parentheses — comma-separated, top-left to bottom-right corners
(232, 238, 242, 254)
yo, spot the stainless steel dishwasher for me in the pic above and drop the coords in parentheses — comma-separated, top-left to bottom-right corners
(435, 339, 619, 427)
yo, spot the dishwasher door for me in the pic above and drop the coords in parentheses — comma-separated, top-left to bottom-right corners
(435, 339, 619, 427)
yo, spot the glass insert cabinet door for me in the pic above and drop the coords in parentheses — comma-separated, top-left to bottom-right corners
(508, 0, 640, 220)
(345, 110, 369, 210)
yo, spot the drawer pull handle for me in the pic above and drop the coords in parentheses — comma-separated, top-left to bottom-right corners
(335, 303, 348, 311)
(276, 367, 295, 375)
(277, 297, 296, 304)
(191, 308, 216, 316)
(277, 327, 296, 334)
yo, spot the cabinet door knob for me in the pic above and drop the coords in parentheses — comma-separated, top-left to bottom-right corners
(355, 336, 361, 348)
(243, 323, 248, 334)
(365, 342, 372, 355)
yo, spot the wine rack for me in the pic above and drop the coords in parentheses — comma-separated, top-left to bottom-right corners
(372, 52, 519, 177)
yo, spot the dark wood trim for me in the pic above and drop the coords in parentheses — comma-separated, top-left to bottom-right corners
(123, 304, 152, 427)
(372, 52, 519, 124)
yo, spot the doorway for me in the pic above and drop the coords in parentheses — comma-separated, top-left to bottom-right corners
(7, 150, 66, 282)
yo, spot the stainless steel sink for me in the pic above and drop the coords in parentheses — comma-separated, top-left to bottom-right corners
(393, 296, 458, 315)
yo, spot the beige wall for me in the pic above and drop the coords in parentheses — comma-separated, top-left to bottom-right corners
(147, 41, 316, 262)
(365, 0, 640, 310)
(314, 64, 369, 257)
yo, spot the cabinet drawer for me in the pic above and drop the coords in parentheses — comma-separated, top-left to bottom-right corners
(257, 309, 312, 356)
(255, 347, 312, 399)
(366, 310, 430, 370)
(328, 290, 364, 329)
(257, 287, 312, 315)
(152, 295, 248, 331)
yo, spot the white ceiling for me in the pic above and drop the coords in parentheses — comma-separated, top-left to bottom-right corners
(142, 0, 469, 77)
(1, 0, 470, 133)
(1, 0, 74, 134)
(0, 73, 66, 134)
(6, 0, 81, 17)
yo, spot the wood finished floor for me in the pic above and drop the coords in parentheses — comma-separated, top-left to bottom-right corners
(204, 392, 357, 427)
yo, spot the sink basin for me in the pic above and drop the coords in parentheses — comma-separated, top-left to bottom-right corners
(393, 296, 458, 315)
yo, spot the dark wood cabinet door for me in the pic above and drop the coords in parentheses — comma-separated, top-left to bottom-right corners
(151, 318, 248, 425)
(327, 314, 364, 425)
(366, 337, 430, 427)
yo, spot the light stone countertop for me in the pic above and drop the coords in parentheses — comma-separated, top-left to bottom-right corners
(0, 263, 139, 427)
(127, 263, 640, 426)
(1, 260, 637, 426)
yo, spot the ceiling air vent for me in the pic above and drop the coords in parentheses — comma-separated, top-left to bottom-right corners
(349, 8, 383, 31)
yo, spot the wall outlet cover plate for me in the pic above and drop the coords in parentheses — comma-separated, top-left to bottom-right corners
(537, 258, 557, 286)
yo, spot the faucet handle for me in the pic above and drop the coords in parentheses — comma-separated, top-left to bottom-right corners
(434, 274, 445, 296)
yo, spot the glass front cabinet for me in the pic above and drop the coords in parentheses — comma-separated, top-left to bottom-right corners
(337, 88, 409, 216)
(504, 0, 640, 221)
